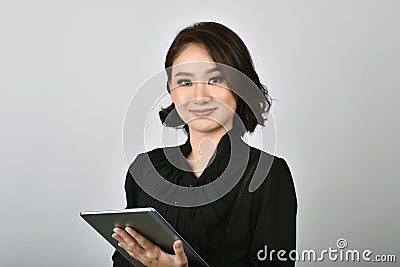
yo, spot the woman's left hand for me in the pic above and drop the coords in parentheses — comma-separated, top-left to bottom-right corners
(112, 227, 188, 267)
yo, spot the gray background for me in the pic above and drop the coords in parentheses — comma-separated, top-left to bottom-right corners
(0, 0, 399, 266)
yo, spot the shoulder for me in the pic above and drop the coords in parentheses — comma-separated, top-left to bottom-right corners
(127, 145, 181, 174)
(247, 145, 295, 194)
(245, 147, 297, 213)
(248, 145, 292, 176)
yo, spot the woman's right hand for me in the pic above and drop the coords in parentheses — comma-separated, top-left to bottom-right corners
(112, 227, 188, 267)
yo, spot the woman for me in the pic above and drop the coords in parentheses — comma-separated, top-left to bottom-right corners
(112, 22, 297, 266)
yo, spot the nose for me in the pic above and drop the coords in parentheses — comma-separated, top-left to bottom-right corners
(192, 81, 211, 104)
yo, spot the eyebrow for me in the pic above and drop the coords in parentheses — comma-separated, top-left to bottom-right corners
(174, 67, 220, 77)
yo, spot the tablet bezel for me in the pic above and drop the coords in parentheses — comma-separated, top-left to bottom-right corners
(80, 207, 209, 267)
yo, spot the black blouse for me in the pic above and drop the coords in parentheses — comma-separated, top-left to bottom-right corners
(112, 129, 297, 266)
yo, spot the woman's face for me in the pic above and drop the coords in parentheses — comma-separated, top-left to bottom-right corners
(169, 44, 239, 134)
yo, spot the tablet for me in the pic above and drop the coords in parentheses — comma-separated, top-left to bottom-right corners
(80, 207, 209, 267)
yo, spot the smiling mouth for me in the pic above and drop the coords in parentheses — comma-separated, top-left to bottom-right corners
(189, 108, 217, 116)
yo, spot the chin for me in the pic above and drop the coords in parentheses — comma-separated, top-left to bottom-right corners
(188, 119, 221, 132)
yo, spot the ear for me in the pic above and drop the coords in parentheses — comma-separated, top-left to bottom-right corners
(166, 82, 171, 94)
(233, 93, 240, 111)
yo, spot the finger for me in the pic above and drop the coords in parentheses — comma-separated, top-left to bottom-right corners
(113, 228, 137, 246)
(112, 232, 124, 244)
(113, 228, 145, 254)
(125, 227, 153, 250)
(117, 239, 142, 260)
(173, 240, 188, 263)
(112, 232, 129, 248)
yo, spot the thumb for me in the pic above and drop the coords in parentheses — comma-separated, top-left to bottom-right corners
(173, 240, 186, 260)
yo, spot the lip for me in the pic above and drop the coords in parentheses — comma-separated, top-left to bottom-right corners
(189, 108, 217, 116)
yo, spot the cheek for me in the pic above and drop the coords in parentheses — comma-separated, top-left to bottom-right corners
(218, 91, 238, 111)
(170, 90, 186, 107)
(170, 90, 190, 119)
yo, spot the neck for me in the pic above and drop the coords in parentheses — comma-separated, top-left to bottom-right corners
(187, 126, 232, 161)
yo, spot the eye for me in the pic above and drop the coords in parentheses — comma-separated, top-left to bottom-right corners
(208, 76, 224, 85)
(177, 79, 192, 86)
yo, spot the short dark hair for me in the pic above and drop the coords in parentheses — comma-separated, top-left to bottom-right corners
(159, 21, 273, 136)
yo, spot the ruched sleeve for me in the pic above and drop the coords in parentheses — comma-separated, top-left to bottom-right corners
(248, 157, 297, 266)
(112, 169, 137, 267)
